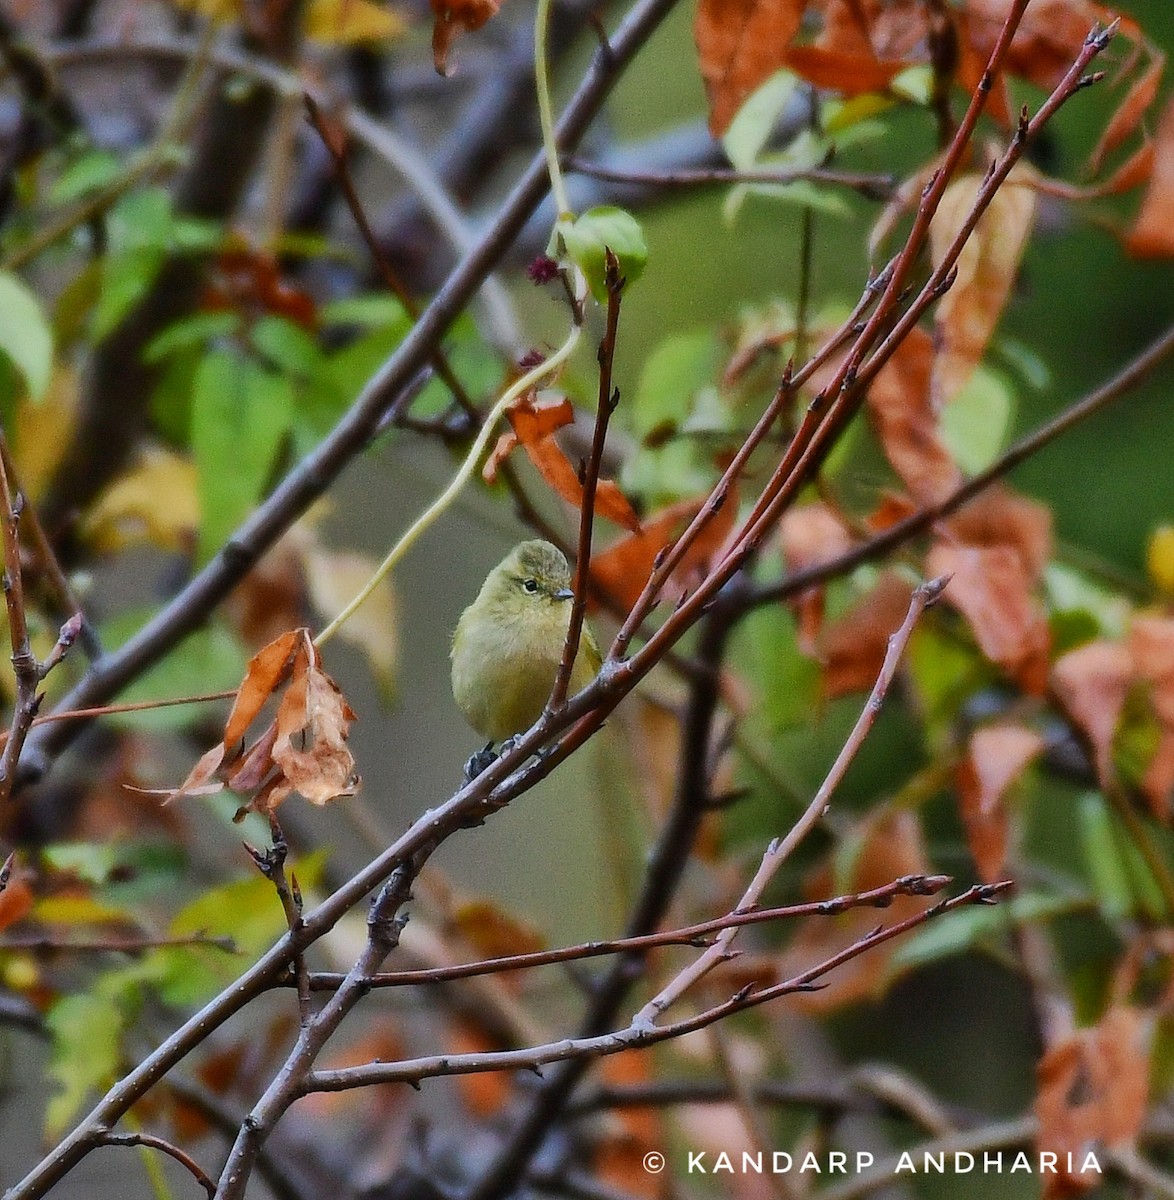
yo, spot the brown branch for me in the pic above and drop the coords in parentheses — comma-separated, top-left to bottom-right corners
(565, 157, 897, 201)
(0, 434, 100, 660)
(0, 932, 236, 954)
(550, 249, 624, 710)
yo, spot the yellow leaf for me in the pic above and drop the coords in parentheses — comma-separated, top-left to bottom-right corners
(169, 0, 241, 18)
(13, 367, 79, 501)
(305, 547, 398, 697)
(1148, 525, 1174, 596)
(306, 0, 406, 44)
(81, 447, 199, 554)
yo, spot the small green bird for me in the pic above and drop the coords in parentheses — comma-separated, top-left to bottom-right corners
(451, 541, 602, 756)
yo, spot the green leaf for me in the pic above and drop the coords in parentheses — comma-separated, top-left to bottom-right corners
(91, 248, 165, 342)
(722, 179, 852, 226)
(723, 71, 799, 170)
(1044, 563, 1129, 640)
(49, 149, 121, 205)
(940, 366, 1014, 475)
(45, 993, 124, 1135)
(102, 613, 246, 732)
(251, 315, 324, 377)
(1077, 791, 1137, 922)
(152, 855, 325, 1006)
(145, 311, 241, 363)
(631, 331, 720, 445)
(0, 270, 54, 400)
(42, 842, 122, 884)
(192, 352, 293, 562)
(320, 294, 409, 329)
(559, 206, 647, 301)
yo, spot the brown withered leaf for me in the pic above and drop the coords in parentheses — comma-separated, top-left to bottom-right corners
(927, 542, 1050, 693)
(430, 0, 500, 73)
(589, 493, 736, 613)
(1088, 54, 1165, 177)
(448, 1019, 513, 1116)
(777, 810, 933, 1013)
(943, 486, 1053, 580)
(1051, 641, 1133, 787)
(1127, 615, 1174, 818)
(1128, 95, 1174, 258)
(486, 395, 640, 532)
(451, 897, 545, 960)
(868, 325, 963, 505)
(929, 166, 1038, 406)
(779, 502, 855, 652)
(818, 572, 915, 699)
(271, 640, 360, 808)
(1035, 1005, 1152, 1198)
(957, 723, 1044, 882)
(694, 0, 805, 136)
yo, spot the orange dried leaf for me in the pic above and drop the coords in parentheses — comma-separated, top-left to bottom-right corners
(1035, 1005, 1151, 1197)
(1088, 54, 1165, 176)
(224, 629, 302, 748)
(448, 1019, 513, 1116)
(694, 0, 805, 136)
(1128, 96, 1174, 258)
(781, 44, 909, 94)
(957, 723, 1043, 881)
(927, 542, 1050, 693)
(508, 393, 575, 443)
(162, 741, 227, 805)
(0, 875, 33, 932)
(868, 326, 963, 505)
(1051, 641, 1133, 786)
(929, 168, 1037, 406)
(430, 0, 500, 73)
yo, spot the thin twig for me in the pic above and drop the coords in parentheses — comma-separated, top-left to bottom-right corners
(94, 1131, 215, 1199)
(302, 884, 1009, 1093)
(290, 876, 952, 990)
(566, 157, 897, 200)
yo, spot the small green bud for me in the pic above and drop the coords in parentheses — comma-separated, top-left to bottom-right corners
(559, 206, 648, 301)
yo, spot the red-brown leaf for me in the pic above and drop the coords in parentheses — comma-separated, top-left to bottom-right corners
(818, 572, 915, 699)
(1088, 54, 1165, 176)
(590, 494, 736, 613)
(781, 44, 909, 94)
(957, 723, 1044, 881)
(944, 486, 1053, 581)
(779, 502, 855, 652)
(1035, 1005, 1151, 1198)
(1127, 615, 1174, 817)
(694, 0, 805, 136)
(926, 542, 1050, 694)
(867, 326, 963, 505)
(1051, 641, 1133, 787)
(1128, 95, 1174, 258)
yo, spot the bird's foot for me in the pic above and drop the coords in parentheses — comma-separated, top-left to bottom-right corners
(463, 742, 497, 784)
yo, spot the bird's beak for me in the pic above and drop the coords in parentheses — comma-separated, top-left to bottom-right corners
(553, 587, 574, 601)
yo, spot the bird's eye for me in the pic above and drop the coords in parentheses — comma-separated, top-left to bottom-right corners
(522, 578, 539, 594)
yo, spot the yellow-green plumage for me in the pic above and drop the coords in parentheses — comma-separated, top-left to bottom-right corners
(451, 541, 602, 742)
